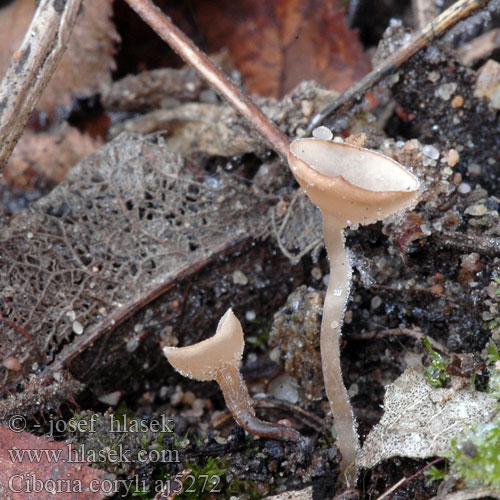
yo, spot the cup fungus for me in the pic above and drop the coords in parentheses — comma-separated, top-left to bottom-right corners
(164, 308, 301, 442)
(288, 138, 420, 484)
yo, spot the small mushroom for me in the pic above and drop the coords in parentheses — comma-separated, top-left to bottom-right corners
(164, 308, 301, 442)
(288, 138, 420, 484)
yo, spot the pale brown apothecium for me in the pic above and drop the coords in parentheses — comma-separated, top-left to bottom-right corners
(164, 308, 301, 442)
(288, 138, 419, 485)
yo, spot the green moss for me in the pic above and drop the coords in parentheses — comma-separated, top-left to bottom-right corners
(443, 343, 500, 488)
(426, 464, 447, 484)
(422, 337, 450, 388)
(448, 417, 500, 488)
(128, 457, 264, 500)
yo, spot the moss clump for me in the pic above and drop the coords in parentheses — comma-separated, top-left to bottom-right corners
(444, 343, 500, 488)
(422, 337, 450, 388)
(129, 457, 263, 500)
(487, 341, 500, 399)
(448, 417, 500, 488)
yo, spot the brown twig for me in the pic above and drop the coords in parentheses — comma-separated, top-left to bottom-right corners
(123, 0, 290, 161)
(349, 328, 451, 356)
(0, 315, 32, 341)
(0, 0, 82, 172)
(375, 457, 444, 500)
(307, 0, 488, 132)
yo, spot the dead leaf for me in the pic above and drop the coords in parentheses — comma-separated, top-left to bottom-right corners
(191, 0, 370, 97)
(357, 368, 498, 469)
(0, 426, 113, 499)
(0, 0, 118, 114)
(0, 132, 273, 388)
(4, 124, 98, 186)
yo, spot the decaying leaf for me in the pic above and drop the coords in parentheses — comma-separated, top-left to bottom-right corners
(357, 368, 498, 469)
(0, 132, 272, 388)
(4, 124, 98, 186)
(0, 0, 117, 114)
(192, 0, 371, 97)
(0, 426, 113, 499)
(109, 103, 264, 157)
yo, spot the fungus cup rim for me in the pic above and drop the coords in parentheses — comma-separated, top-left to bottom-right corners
(163, 308, 243, 381)
(288, 138, 420, 225)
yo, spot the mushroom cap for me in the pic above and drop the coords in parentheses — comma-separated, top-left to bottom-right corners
(163, 308, 244, 381)
(288, 138, 420, 227)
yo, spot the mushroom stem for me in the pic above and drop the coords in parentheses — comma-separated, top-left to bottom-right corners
(216, 364, 302, 442)
(321, 219, 358, 485)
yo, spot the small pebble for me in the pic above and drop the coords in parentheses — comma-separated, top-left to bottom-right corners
(427, 71, 440, 83)
(370, 296, 383, 311)
(126, 337, 139, 352)
(312, 126, 333, 140)
(468, 164, 482, 176)
(446, 149, 460, 167)
(311, 266, 322, 280)
(232, 270, 248, 286)
(313, 126, 333, 141)
(451, 95, 464, 108)
(458, 182, 471, 194)
(436, 82, 457, 100)
(72, 321, 84, 335)
(301, 100, 314, 118)
(422, 145, 440, 160)
(268, 373, 299, 404)
(245, 310, 256, 321)
(465, 204, 487, 216)
(98, 391, 122, 406)
(420, 223, 432, 236)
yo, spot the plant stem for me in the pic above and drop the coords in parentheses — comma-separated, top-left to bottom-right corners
(321, 218, 358, 486)
(124, 0, 290, 161)
(0, 0, 83, 171)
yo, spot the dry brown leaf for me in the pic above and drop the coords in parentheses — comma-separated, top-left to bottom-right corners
(0, 0, 118, 114)
(0, 426, 114, 499)
(192, 0, 370, 97)
(0, 132, 273, 388)
(5, 124, 98, 186)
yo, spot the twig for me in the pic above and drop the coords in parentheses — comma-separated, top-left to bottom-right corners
(254, 396, 325, 432)
(0, 315, 32, 341)
(349, 328, 451, 356)
(413, 0, 438, 30)
(375, 457, 444, 500)
(307, 0, 488, 132)
(0, 0, 82, 172)
(123, 0, 290, 161)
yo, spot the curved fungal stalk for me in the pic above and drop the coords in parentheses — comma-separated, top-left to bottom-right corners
(164, 309, 301, 442)
(288, 138, 419, 484)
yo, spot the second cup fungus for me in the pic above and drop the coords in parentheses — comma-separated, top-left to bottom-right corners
(288, 138, 420, 485)
(164, 308, 302, 442)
